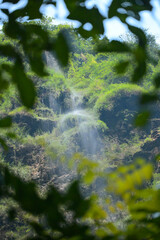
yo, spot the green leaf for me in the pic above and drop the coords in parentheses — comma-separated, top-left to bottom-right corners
(0, 8, 9, 16)
(0, 137, 8, 151)
(108, 0, 120, 18)
(97, 40, 131, 53)
(55, 30, 70, 66)
(12, 65, 36, 108)
(128, 25, 147, 46)
(64, 0, 86, 12)
(11, 0, 43, 20)
(108, 0, 152, 21)
(29, 54, 48, 76)
(4, 168, 45, 215)
(7, 208, 16, 221)
(83, 170, 96, 184)
(66, 181, 91, 218)
(0, 44, 22, 61)
(0, 70, 9, 92)
(134, 111, 150, 127)
(140, 93, 158, 104)
(2, 0, 20, 3)
(114, 60, 130, 74)
(43, 0, 56, 5)
(0, 116, 12, 128)
(66, 4, 105, 36)
(29, 221, 44, 236)
(132, 62, 146, 83)
(154, 74, 160, 88)
(6, 132, 17, 139)
(3, 19, 25, 40)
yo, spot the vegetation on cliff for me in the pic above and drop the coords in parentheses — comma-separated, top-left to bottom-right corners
(0, 0, 160, 239)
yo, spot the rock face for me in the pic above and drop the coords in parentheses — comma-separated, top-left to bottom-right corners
(13, 112, 56, 135)
(132, 134, 160, 170)
(99, 92, 139, 140)
(3, 77, 160, 176)
(99, 92, 160, 143)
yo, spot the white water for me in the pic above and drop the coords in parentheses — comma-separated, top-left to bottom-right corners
(44, 51, 104, 159)
(59, 90, 103, 158)
(43, 52, 107, 196)
(44, 51, 62, 72)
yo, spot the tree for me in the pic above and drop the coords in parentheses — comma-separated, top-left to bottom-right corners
(0, 0, 160, 239)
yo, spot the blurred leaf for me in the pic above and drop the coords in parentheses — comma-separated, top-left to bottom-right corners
(6, 132, 17, 139)
(66, 181, 91, 218)
(134, 111, 150, 127)
(44, 186, 65, 229)
(0, 137, 8, 151)
(29, 221, 45, 236)
(109, 205, 115, 213)
(132, 62, 146, 82)
(77, 157, 98, 173)
(134, 47, 146, 63)
(55, 30, 70, 66)
(131, 46, 147, 82)
(128, 25, 147, 46)
(0, 44, 22, 62)
(83, 170, 95, 184)
(108, 0, 120, 18)
(140, 93, 158, 104)
(24, 24, 50, 47)
(8, 208, 16, 221)
(114, 60, 130, 74)
(64, 0, 85, 12)
(77, 26, 97, 39)
(105, 222, 118, 234)
(11, 0, 43, 20)
(12, 65, 36, 108)
(85, 201, 107, 220)
(0, 65, 11, 91)
(116, 201, 124, 210)
(0, 116, 12, 128)
(4, 168, 45, 215)
(108, 0, 152, 21)
(65, 1, 104, 36)
(44, 0, 56, 5)
(29, 54, 48, 76)
(20, 24, 50, 76)
(108, 159, 153, 196)
(97, 40, 131, 53)
(154, 74, 160, 88)
(0, 8, 9, 16)
(2, 0, 20, 3)
(3, 19, 25, 40)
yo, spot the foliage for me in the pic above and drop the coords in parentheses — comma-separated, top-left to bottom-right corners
(0, 0, 160, 239)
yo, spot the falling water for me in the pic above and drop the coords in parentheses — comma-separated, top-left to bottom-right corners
(43, 52, 107, 196)
(44, 51, 61, 72)
(43, 51, 104, 159)
(59, 89, 103, 159)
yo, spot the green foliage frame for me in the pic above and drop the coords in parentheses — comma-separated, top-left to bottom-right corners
(0, 0, 160, 239)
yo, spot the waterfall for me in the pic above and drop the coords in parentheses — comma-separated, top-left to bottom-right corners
(59, 89, 103, 159)
(44, 51, 61, 72)
(44, 52, 104, 159)
(43, 52, 106, 193)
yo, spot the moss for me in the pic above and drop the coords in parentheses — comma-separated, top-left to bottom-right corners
(95, 84, 145, 111)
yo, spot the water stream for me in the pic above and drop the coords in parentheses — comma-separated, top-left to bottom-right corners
(44, 51, 104, 159)
(44, 51, 106, 195)
(59, 89, 103, 159)
(44, 51, 61, 72)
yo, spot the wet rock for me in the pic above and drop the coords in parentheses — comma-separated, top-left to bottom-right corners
(13, 112, 56, 135)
